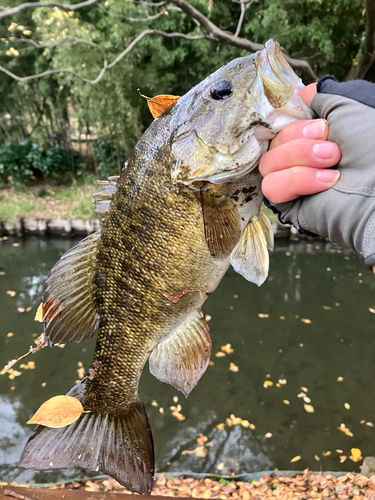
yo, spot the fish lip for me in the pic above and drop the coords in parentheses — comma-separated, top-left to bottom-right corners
(263, 39, 305, 90)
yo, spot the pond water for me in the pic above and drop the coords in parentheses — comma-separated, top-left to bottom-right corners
(1, 235, 375, 485)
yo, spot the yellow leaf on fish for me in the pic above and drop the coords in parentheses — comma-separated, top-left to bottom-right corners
(290, 456, 301, 463)
(27, 395, 85, 428)
(34, 303, 43, 322)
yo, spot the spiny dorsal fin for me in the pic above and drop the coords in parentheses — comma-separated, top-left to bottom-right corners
(149, 310, 211, 397)
(43, 232, 100, 345)
(93, 176, 119, 225)
(230, 214, 272, 287)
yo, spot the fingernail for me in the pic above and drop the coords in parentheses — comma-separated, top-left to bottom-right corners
(302, 119, 326, 139)
(315, 169, 340, 184)
(313, 143, 337, 159)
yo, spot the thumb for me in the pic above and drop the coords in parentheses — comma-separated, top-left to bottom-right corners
(298, 83, 317, 106)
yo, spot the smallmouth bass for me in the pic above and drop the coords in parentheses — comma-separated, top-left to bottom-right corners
(20, 40, 312, 493)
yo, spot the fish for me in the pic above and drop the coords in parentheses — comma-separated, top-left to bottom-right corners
(19, 40, 312, 494)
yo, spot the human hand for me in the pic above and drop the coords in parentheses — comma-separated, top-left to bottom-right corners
(260, 77, 375, 270)
(259, 83, 341, 204)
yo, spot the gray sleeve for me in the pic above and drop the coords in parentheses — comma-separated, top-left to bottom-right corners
(272, 93, 375, 266)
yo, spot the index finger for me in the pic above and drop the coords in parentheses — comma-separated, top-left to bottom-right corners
(269, 119, 328, 150)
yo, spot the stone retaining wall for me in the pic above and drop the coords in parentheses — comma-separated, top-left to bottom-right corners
(0, 217, 308, 240)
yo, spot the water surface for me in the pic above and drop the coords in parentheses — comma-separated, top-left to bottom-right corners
(1, 236, 375, 484)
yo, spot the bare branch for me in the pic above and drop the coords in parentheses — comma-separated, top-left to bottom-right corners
(168, 0, 318, 81)
(0, 29, 206, 84)
(234, 0, 246, 38)
(122, 8, 166, 22)
(0, 0, 100, 21)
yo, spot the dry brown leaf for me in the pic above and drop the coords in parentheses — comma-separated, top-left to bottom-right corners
(138, 90, 180, 119)
(27, 395, 85, 428)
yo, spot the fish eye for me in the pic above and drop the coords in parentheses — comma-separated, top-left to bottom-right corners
(210, 79, 233, 100)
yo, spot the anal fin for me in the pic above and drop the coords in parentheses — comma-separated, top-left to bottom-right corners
(149, 311, 211, 397)
(43, 232, 100, 345)
(230, 213, 272, 286)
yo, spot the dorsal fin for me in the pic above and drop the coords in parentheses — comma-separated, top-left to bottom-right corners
(93, 176, 119, 225)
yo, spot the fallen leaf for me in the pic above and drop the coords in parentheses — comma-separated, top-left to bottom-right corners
(336, 449, 343, 453)
(34, 303, 43, 322)
(340, 455, 347, 463)
(221, 344, 234, 355)
(369, 308, 375, 314)
(290, 456, 301, 463)
(138, 90, 180, 119)
(344, 403, 351, 410)
(249, 423, 256, 430)
(7, 332, 14, 338)
(283, 400, 290, 405)
(258, 313, 269, 318)
(265, 432, 272, 438)
(337, 376, 344, 382)
(173, 396, 178, 403)
(216, 423, 225, 430)
(216, 462, 224, 471)
(279, 316, 285, 320)
(323, 305, 332, 310)
(6, 291, 16, 297)
(27, 395, 85, 428)
(229, 362, 239, 372)
(314, 455, 320, 461)
(181, 445, 208, 457)
(366, 422, 374, 427)
(17, 307, 25, 313)
(27, 361, 35, 369)
(350, 448, 362, 462)
(278, 379, 287, 385)
(197, 434, 208, 445)
(263, 380, 273, 388)
(322, 451, 331, 457)
(301, 387, 308, 392)
(205, 315, 212, 322)
(301, 318, 311, 324)
(77, 367, 85, 379)
(304, 404, 315, 413)
(215, 352, 226, 358)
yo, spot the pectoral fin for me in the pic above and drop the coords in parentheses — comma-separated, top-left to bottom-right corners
(201, 189, 241, 259)
(149, 311, 211, 397)
(230, 213, 273, 286)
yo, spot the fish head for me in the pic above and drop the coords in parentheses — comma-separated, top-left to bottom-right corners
(170, 39, 313, 185)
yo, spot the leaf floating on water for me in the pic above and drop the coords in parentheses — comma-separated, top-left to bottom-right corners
(344, 403, 351, 410)
(366, 422, 374, 427)
(265, 432, 272, 438)
(258, 313, 269, 319)
(138, 90, 180, 119)
(338, 423, 353, 437)
(290, 455, 301, 463)
(301, 318, 311, 324)
(314, 455, 320, 461)
(349, 448, 362, 462)
(229, 362, 239, 372)
(322, 451, 331, 457)
(369, 308, 375, 314)
(196, 434, 208, 445)
(215, 352, 226, 358)
(337, 376, 344, 382)
(27, 395, 85, 428)
(304, 404, 315, 413)
(216, 423, 225, 430)
(340, 455, 347, 463)
(221, 344, 234, 355)
(323, 305, 332, 310)
(283, 400, 290, 405)
(6, 291, 16, 297)
(35, 303, 43, 322)
(263, 380, 273, 388)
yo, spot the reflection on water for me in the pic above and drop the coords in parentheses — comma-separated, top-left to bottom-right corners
(0, 236, 375, 484)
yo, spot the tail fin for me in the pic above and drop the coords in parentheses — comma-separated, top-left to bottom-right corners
(19, 387, 154, 494)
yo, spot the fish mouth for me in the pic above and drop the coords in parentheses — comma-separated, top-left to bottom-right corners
(256, 39, 304, 109)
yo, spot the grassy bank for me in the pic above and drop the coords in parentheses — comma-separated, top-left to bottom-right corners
(0, 182, 97, 222)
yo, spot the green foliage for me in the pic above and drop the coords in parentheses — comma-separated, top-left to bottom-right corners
(0, 0, 367, 187)
(0, 141, 71, 186)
